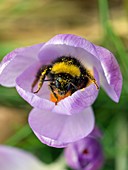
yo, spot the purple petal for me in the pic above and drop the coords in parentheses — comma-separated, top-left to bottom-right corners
(64, 136, 104, 170)
(28, 107, 95, 148)
(95, 45, 122, 102)
(39, 34, 122, 102)
(64, 143, 81, 169)
(90, 126, 103, 139)
(16, 62, 55, 111)
(0, 43, 44, 87)
(38, 44, 99, 71)
(0, 145, 44, 170)
(16, 63, 99, 115)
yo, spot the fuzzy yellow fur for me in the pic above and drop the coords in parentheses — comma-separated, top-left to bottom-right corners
(51, 62, 80, 77)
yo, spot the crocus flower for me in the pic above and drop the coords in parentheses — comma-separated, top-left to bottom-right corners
(64, 128, 104, 170)
(0, 145, 66, 170)
(0, 34, 122, 148)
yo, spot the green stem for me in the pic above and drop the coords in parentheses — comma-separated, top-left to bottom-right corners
(98, 0, 128, 93)
(98, 0, 109, 32)
(115, 116, 128, 170)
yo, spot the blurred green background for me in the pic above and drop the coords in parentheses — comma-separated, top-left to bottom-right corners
(0, 0, 128, 170)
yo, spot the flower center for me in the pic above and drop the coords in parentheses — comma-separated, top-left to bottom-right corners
(31, 56, 99, 105)
(82, 149, 89, 155)
(50, 90, 71, 103)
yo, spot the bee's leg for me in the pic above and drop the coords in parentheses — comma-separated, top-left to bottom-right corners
(31, 66, 51, 93)
(86, 71, 99, 89)
(49, 84, 58, 105)
(68, 82, 78, 91)
(33, 70, 47, 93)
(31, 69, 42, 93)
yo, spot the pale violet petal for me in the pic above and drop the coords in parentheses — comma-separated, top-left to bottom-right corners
(0, 145, 45, 170)
(0, 43, 44, 87)
(28, 107, 95, 148)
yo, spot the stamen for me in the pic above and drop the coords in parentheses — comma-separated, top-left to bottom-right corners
(50, 90, 71, 104)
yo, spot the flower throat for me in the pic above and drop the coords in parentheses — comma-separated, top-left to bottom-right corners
(31, 56, 99, 105)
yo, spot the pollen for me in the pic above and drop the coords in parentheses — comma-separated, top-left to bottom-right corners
(50, 91, 71, 103)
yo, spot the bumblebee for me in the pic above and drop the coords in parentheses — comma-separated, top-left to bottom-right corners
(31, 56, 99, 105)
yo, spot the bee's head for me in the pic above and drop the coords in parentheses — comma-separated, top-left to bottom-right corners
(55, 74, 71, 95)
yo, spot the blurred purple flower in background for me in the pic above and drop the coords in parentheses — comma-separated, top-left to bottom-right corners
(0, 34, 122, 148)
(64, 127, 104, 170)
(0, 145, 66, 170)
(0, 145, 44, 170)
